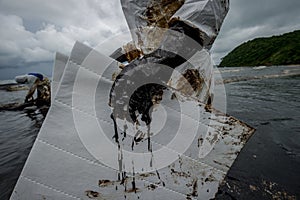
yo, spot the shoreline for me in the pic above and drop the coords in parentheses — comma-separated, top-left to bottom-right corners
(217, 64, 300, 68)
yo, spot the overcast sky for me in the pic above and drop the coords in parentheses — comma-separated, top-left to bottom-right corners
(0, 0, 300, 79)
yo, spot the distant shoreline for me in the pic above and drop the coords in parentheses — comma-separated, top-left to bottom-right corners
(217, 64, 300, 68)
(219, 30, 300, 67)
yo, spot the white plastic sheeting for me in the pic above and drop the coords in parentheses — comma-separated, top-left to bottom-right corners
(10, 42, 254, 200)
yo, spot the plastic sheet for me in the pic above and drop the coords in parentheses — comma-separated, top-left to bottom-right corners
(121, 0, 229, 52)
(10, 1, 256, 199)
(10, 42, 255, 200)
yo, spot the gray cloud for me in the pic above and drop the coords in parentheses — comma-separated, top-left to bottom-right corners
(0, 0, 128, 68)
(212, 0, 300, 64)
(0, 0, 299, 69)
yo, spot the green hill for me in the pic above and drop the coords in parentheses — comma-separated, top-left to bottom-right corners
(219, 30, 300, 67)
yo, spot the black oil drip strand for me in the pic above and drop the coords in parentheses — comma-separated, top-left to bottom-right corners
(156, 170, 165, 187)
(147, 125, 152, 152)
(147, 125, 154, 168)
(118, 144, 123, 181)
(132, 163, 137, 193)
(112, 113, 125, 188)
(122, 124, 127, 141)
(111, 113, 119, 144)
(191, 178, 198, 197)
(120, 171, 127, 192)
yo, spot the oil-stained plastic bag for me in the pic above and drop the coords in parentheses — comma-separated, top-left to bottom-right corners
(121, 0, 229, 53)
(113, 0, 229, 110)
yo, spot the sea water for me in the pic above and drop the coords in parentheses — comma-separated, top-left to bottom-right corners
(0, 66, 299, 199)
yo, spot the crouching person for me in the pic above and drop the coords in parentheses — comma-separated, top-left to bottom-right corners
(15, 73, 51, 107)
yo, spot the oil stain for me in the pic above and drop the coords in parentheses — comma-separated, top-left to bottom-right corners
(85, 190, 100, 199)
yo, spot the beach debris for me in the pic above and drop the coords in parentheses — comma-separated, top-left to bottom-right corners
(6, 85, 29, 91)
(146, 184, 157, 191)
(98, 180, 115, 187)
(85, 190, 100, 199)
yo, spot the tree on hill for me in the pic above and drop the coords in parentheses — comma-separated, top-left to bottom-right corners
(219, 30, 300, 67)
